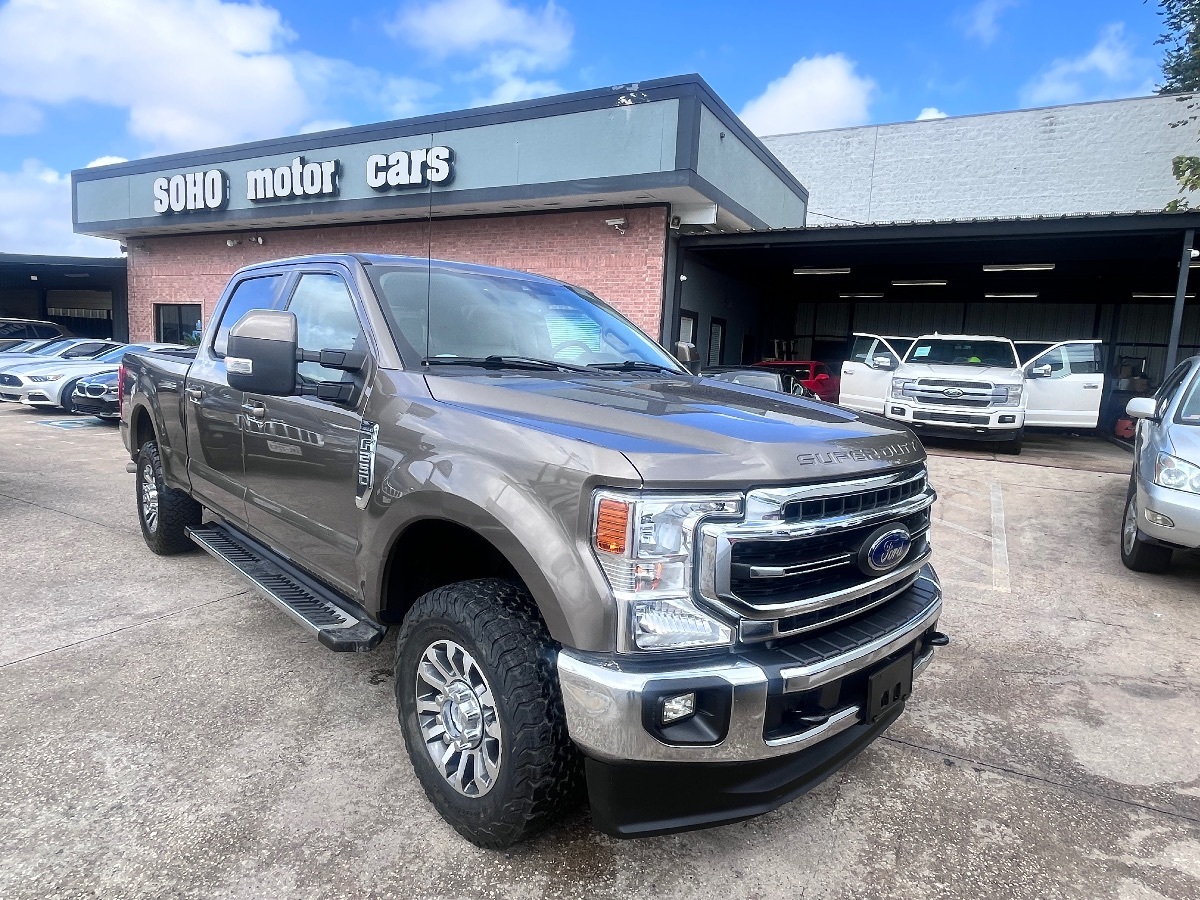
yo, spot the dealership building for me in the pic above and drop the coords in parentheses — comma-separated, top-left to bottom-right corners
(69, 74, 1200, 420)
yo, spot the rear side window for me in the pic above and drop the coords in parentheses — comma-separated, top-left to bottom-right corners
(213, 275, 283, 357)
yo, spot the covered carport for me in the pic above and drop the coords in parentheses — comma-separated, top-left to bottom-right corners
(670, 212, 1200, 434)
(0, 254, 128, 341)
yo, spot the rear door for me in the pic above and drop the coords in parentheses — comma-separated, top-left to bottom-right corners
(1023, 340, 1104, 427)
(840, 333, 903, 412)
(184, 272, 287, 525)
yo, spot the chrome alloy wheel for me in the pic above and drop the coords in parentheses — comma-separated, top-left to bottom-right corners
(415, 639, 502, 797)
(1123, 494, 1139, 555)
(141, 464, 159, 533)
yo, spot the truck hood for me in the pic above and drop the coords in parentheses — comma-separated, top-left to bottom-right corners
(897, 363, 1023, 383)
(426, 372, 925, 486)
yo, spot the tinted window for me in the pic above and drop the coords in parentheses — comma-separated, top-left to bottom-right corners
(62, 341, 112, 358)
(287, 273, 366, 384)
(94, 344, 151, 364)
(1176, 367, 1200, 425)
(213, 276, 282, 357)
(157, 303, 203, 346)
(850, 336, 876, 364)
(1157, 363, 1192, 416)
(31, 324, 62, 338)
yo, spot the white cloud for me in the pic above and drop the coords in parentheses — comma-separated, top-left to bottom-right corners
(0, 0, 439, 153)
(86, 156, 129, 168)
(389, 0, 572, 105)
(916, 107, 948, 120)
(1021, 23, 1155, 107)
(959, 0, 1016, 45)
(0, 160, 121, 256)
(739, 55, 876, 136)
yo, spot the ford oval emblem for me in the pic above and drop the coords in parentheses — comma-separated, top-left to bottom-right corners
(943, 387, 964, 398)
(858, 525, 912, 576)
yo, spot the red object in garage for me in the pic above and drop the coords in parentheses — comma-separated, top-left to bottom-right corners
(755, 360, 841, 402)
(1115, 418, 1136, 439)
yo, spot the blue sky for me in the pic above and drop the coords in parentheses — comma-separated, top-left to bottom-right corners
(0, 0, 1168, 255)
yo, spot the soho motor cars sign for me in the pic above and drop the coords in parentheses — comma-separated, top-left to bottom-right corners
(151, 147, 456, 215)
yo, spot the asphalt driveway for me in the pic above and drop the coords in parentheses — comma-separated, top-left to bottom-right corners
(1, 403, 1197, 900)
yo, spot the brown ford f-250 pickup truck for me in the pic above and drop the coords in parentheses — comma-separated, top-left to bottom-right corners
(120, 253, 946, 847)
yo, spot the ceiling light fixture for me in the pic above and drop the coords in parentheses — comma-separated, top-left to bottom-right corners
(892, 279, 947, 286)
(982, 263, 1056, 272)
(984, 293, 1038, 299)
(1132, 292, 1196, 298)
(838, 292, 884, 298)
(793, 267, 850, 275)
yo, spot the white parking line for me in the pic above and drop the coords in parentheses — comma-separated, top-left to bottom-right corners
(990, 482, 1011, 593)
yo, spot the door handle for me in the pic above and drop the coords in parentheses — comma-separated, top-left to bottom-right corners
(241, 401, 266, 419)
(184, 386, 203, 401)
(1083, 384, 1101, 390)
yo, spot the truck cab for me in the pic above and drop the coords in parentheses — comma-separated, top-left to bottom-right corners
(840, 332, 1104, 452)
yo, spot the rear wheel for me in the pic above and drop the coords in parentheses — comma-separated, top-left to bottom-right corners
(394, 578, 582, 848)
(135, 440, 201, 555)
(1120, 486, 1172, 573)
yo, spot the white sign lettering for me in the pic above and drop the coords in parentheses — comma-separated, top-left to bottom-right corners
(366, 146, 454, 191)
(246, 156, 339, 202)
(153, 169, 227, 214)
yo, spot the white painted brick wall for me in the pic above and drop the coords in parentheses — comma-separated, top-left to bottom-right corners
(762, 94, 1200, 226)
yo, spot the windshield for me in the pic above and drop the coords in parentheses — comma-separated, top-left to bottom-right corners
(906, 338, 1018, 368)
(31, 339, 72, 356)
(93, 344, 147, 364)
(705, 370, 782, 391)
(1177, 369, 1200, 426)
(369, 263, 683, 373)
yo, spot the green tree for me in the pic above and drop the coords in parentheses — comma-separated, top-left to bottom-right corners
(1157, 0, 1200, 209)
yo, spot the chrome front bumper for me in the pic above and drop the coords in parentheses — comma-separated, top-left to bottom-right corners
(558, 569, 942, 764)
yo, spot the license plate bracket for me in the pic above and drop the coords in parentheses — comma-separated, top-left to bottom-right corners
(866, 652, 913, 723)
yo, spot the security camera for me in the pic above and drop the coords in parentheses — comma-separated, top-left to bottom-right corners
(670, 215, 682, 229)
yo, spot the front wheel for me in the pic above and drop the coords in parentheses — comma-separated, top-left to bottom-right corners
(135, 441, 201, 555)
(394, 579, 582, 848)
(996, 428, 1023, 455)
(59, 380, 80, 413)
(1120, 489, 1172, 573)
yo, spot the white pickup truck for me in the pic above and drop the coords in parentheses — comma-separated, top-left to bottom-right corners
(839, 333, 1104, 454)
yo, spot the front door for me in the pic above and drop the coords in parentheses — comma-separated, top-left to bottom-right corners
(840, 333, 904, 413)
(1024, 340, 1104, 427)
(241, 269, 372, 597)
(184, 273, 286, 525)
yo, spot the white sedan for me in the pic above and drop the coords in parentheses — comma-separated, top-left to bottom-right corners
(0, 343, 185, 412)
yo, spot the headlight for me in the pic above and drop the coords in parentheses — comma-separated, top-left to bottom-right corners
(997, 384, 1023, 407)
(1154, 453, 1200, 494)
(890, 377, 917, 399)
(591, 491, 742, 651)
(28, 374, 63, 383)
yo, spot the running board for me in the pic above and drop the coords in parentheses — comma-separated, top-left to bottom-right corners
(187, 524, 386, 652)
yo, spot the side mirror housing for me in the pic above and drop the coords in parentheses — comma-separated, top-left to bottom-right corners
(1126, 396, 1158, 421)
(226, 310, 298, 396)
(1028, 363, 1053, 379)
(870, 355, 896, 371)
(675, 340, 701, 375)
(815, 372, 830, 381)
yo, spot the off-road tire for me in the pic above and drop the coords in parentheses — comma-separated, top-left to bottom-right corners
(1121, 481, 1172, 573)
(135, 440, 201, 555)
(395, 578, 583, 848)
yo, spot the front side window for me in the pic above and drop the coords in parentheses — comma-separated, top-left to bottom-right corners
(287, 273, 366, 384)
(213, 276, 283, 357)
(1062, 343, 1102, 375)
(907, 339, 1018, 368)
(369, 264, 683, 372)
(1176, 367, 1200, 425)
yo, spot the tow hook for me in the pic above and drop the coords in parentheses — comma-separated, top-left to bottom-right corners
(926, 631, 950, 647)
(126, 461, 137, 474)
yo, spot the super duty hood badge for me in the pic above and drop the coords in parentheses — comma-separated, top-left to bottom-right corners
(797, 440, 921, 466)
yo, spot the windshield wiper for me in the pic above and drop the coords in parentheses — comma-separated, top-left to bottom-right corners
(586, 360, 679, 374)
(422, 355, 593, 373)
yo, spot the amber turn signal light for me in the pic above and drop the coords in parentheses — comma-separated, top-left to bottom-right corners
(595, 498, 629, 554)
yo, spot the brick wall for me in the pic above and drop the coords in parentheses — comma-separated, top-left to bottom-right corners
(126, 206, 668, 341)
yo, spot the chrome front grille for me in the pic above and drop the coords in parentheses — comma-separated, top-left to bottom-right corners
(909, 378, 1002, 409)
(698, 466, 935, 643)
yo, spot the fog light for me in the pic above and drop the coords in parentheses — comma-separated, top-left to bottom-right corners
(890, 406, 905, 416)
(1144, 509, 1175, 528)
(999, 414, 1015, 424)
(660, 692, 696, 725)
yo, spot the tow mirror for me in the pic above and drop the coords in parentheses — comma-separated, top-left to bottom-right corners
(675, 340, 701, 375)
(1028, 363, 1053, 378)
(226, 310, 298, 396)
(870, 355, 896, 371)
(1126, 396, 1158, 421)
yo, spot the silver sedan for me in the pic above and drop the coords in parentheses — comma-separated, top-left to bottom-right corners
(1122, 355, 1200, 571)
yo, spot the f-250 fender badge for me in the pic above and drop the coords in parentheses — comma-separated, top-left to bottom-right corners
(355, 421, 380, 509)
